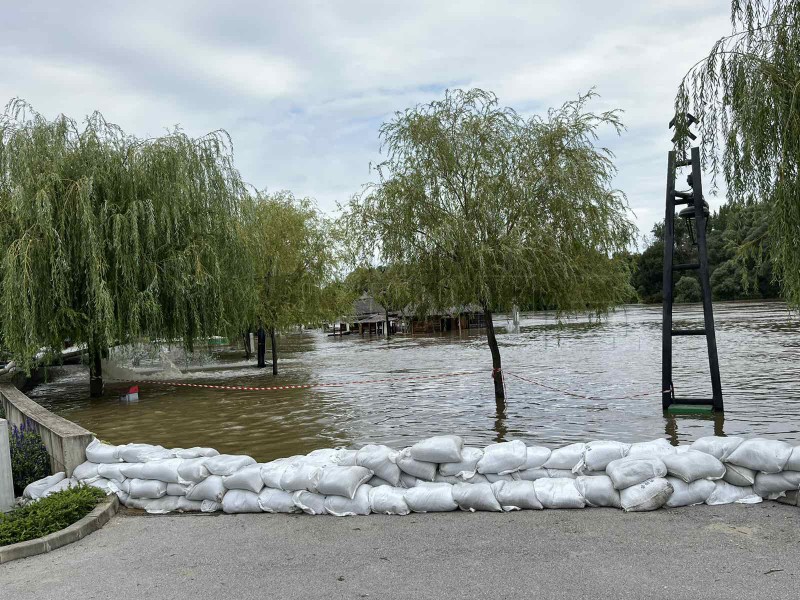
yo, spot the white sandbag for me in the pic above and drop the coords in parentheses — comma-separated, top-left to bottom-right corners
(662, 450, 725, 482)
(116, 491, 130, 504)
(337, 449, 358, 466)
(166, 482, 191, 496)
(606, 457, 667, 490)
(175, 447, 220, 459)
(574, 441, 631, 473)
(324, 484, 372, 516)
(356, 445, 401, 486)
(118, 462, 146, 479)
(394, 449, 437, 481)
(575, 475, 621, 508)
(477, 440, 527, 475)
(201, 500, 221, 513)
(438, 447, 484, 478)
(143, 496, 203, 514)
(787, 447, 800, 471)
(118, 443, 173, 463)
(434, 473, 462, 484)
(72, 461, 101, 482)
(546, 469, 577, 479)
(516, 468, 549, 482)
(204, 454, 257, 476)
(690, 436, 743, 461)
(185, 475, 226, 502)
(522, 446, 551, 470)
(260, 459, 293, 489)
(279, 463, 322, 493)
(223, 489, 262, 513)
(706, 480, 762, 505)
(304, 448, 345, 466)
(128, 478, 168, 499)
(409, 435, 463, 463)
(139, 458, 184, 484)
(85, 439, 122, 464)
(452, 482, 502, 512)
(24, 473, 66, 499)
(368, 486, 411, 515)
(87, 478, 113, 494)
(463, 473, 491, 484)
(123, 496, 152, 510)
(626, 438, 675, 459)
(725, 438, 793, 473)
(176, 458, 211, 483)
(292, 491, 328, 515)
(316, 465, 373, 499)
(664, 478, 715, 507)
(404, 482, 457, 513)
(620, 478, 673, 512)
(542, 443, 585, 470)
(97, 463, 127, 483)
(40, 477, 78, 498)
(223, 464, 266, 493)
(722, 463, 756, 487)
(491, 480, 543, 511)
(484, 472, 520, 483)
(398, 473, 418, 488)
(753, 471, 800, 497)
(109, 479, 130, 495)
(370, 476, 396, 487)
(534, 478, 585, 509)
(257, 488, 300, 513)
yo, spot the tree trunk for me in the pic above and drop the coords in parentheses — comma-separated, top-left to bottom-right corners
(89, 348, 104, 397)
(270, 327, 278, 376)
(484, 308, 505, 402)
(243, 330, 252, 360)
(385, 310, 391, 338)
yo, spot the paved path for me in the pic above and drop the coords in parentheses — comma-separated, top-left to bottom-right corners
(1, 503, 798, 599)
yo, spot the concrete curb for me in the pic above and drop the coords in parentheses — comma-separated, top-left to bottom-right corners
(0, 496, 119, 564)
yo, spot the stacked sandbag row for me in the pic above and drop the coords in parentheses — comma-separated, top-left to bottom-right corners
(54, 434, 800, 516)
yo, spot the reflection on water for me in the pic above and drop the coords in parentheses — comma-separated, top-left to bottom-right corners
(28, 301, 800, 461)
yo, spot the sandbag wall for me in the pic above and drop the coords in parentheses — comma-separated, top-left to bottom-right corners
(24, 435, 800, 515)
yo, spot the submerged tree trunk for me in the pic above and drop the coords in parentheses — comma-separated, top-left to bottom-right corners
(385, 310, 391, 338)
(243, 330, 252, 360)
(484, 308, 505, 403)
(89, 348, 103, 397)
(270, 327, 278, 376)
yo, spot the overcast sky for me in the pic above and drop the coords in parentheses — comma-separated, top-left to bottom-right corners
(1, 1, 732, 242)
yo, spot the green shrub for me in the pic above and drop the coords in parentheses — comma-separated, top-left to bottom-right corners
(10, 419, 51, 494)
(674, 276, 702, 303)
(0, 485, 106, 546)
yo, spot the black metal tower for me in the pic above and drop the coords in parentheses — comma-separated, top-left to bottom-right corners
(662, 116, 723, 413)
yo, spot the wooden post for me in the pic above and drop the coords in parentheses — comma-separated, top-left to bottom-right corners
(690, 146, 723, 411)
(662, 151, 676, 411)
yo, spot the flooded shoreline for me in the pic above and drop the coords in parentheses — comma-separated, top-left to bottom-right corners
(26, 301, 800, 461)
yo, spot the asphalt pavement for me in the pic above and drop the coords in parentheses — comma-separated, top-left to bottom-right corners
(1, 502, 798, 600)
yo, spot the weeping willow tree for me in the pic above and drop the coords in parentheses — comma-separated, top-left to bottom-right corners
(0, 100, 252, 395)
(344, 89, 635, 403)
(245, 191, 340, 374)
(676, 0, 800, 307)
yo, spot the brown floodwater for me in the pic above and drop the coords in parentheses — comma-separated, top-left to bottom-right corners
(27, 301, 800, 461)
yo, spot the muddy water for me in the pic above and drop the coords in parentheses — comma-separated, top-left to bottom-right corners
(28, 301, 800, 461)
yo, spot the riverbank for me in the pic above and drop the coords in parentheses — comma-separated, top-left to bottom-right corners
(2, 503, 798, 599)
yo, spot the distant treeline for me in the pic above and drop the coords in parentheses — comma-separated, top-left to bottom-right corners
(624, 202, 780, 304)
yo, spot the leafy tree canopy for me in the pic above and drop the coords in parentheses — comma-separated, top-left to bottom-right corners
(344, 88, 635, 398)
(676, 0, 800, 307)
(0, 100, 251, 387)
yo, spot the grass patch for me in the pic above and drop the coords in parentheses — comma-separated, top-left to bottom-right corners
(0, 485, 106, 546)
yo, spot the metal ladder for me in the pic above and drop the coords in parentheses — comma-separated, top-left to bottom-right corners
(661, 121, 723, 413)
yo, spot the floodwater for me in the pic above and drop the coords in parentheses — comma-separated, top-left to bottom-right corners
(27, 301, 800, 462)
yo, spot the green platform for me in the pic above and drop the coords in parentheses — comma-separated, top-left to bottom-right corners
(666, 403, 714, 415)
